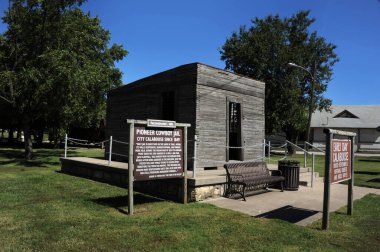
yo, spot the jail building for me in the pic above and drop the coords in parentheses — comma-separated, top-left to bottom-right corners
(106, 63, 265, 170)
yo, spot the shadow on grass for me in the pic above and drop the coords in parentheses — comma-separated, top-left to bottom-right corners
(367, 178, 380, 183)
(0, 148, 62, 168)
(92, 195, 164, 214)
(255, 205, 320, 224)
(0, 148, 102, 169)
(357, 158, 380, 163)
(355, 171, 380, 176)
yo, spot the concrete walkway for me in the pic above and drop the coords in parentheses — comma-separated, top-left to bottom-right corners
(203, 180, 380, 226)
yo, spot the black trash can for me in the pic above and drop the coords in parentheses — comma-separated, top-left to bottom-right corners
(278, 160, 300, 191)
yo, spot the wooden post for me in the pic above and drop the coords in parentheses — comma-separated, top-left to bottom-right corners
(128, 121, 134, 215)
(183, 126, 188, 204)
(348, 135, 354, 215)
(322, 132, 332, 230)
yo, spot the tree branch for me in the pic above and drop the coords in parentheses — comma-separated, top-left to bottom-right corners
(0, 94, 14, 104)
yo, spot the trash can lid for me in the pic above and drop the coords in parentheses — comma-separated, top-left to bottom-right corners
(278, 160, 300, 165)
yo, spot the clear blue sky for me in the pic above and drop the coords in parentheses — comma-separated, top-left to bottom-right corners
(1, 0, 379, 105)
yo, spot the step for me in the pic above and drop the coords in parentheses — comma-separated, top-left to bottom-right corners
(195, 167, 226, 176)
(299, 172, 321, 187)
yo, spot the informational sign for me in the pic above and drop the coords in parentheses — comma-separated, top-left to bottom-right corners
(133, 127, 183, 181)
(330, 139, 351, 184)
(147, 119, 176, 128)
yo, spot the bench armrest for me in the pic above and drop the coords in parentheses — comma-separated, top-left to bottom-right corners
(271, 170, 283, 176)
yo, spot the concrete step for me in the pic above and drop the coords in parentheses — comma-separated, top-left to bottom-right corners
(299, 167, 309, 173)
(299, 172, 321, 187)
(195, 168, 226, 176)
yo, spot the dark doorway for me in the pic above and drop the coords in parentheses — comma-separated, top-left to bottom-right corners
(228, 102, 242, 160)
(161, 91, 175, 120)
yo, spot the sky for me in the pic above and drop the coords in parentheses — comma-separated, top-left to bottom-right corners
(0, 0, 379, 105)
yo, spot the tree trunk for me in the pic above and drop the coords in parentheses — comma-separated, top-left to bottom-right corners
(285, 132, 296, 156)
(287, 144, 295, 156)
(16, 129, 21, 142)
(24, 124, 33, 160)
(33, 128, 44, 146)
(52, 127, 61, 149)
(8, 128, 14, 144)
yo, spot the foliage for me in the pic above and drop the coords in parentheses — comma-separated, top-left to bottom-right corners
(220, 10, 338, 140)
(0, 0, 127, 158)
(0, 147, 379, 251)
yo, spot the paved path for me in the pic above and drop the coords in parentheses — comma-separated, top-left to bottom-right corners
(203, 180, 380, 226)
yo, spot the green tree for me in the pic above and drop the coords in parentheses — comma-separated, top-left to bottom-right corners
(220, 10, 338, 145)
(0, 0, 127, 159)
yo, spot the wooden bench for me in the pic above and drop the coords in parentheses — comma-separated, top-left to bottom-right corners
(224, 161, 285, 201)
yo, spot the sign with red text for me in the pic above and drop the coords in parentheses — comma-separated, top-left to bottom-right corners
(133, 127, 183, 181)
(330, 139, 351, 184)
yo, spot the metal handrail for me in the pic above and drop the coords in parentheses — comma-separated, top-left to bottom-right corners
(283, 140, 316, 188)
(305, 141, 325, 153)
(285, 140, 311, 155)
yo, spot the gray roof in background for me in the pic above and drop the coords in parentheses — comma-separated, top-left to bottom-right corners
(311, 105, 380, 129)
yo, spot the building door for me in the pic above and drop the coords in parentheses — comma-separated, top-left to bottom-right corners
(228, 101, 243, 160)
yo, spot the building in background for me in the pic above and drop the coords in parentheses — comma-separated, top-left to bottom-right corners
(311, 105, 380, 152)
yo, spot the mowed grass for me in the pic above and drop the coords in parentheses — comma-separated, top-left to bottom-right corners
(0, 148, 379, 251)
(268, 153, 380, 189)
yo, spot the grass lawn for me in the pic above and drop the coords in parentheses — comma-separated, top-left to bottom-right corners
(0, 147, 379, 251)
(268, 153, 380, 189)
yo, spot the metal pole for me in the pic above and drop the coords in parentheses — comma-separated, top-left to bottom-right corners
(304, 151, 307, 168)
(285, 142, 288, 160)
(183, 126, 188, 204)
(108, 136, 113, 166)
(268, 141, 271, 164)
(128, 122, 134, 215)
(263, 139, 266, 160)
(311, 153, 315, 188)
(348, 136, 354, 215)
(192, 135, 197, 178)
(64, 134, 68, 158)
(322, 132, 333, 230)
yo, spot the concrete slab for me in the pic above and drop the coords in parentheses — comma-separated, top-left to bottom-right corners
(63, 157, 129, 170)
(203, 179, 380, 226)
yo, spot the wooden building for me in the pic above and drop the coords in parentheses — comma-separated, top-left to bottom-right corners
(106, 63, 265, 172)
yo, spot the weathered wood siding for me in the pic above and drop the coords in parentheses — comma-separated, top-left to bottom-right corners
(106, 63, 266, 171)
(195, 64, 265, 168)
(106, 64, 197, 161)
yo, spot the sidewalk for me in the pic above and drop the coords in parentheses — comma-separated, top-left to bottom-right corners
(203, 180, 380, 226)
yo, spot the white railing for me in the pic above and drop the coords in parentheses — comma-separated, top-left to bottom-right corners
(305, 141, 326, 153)
(64, 134, 128, 166)
(64, 133, 318, 188)
(263, 139, 318, 188)
(286, 140, 315, 187)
